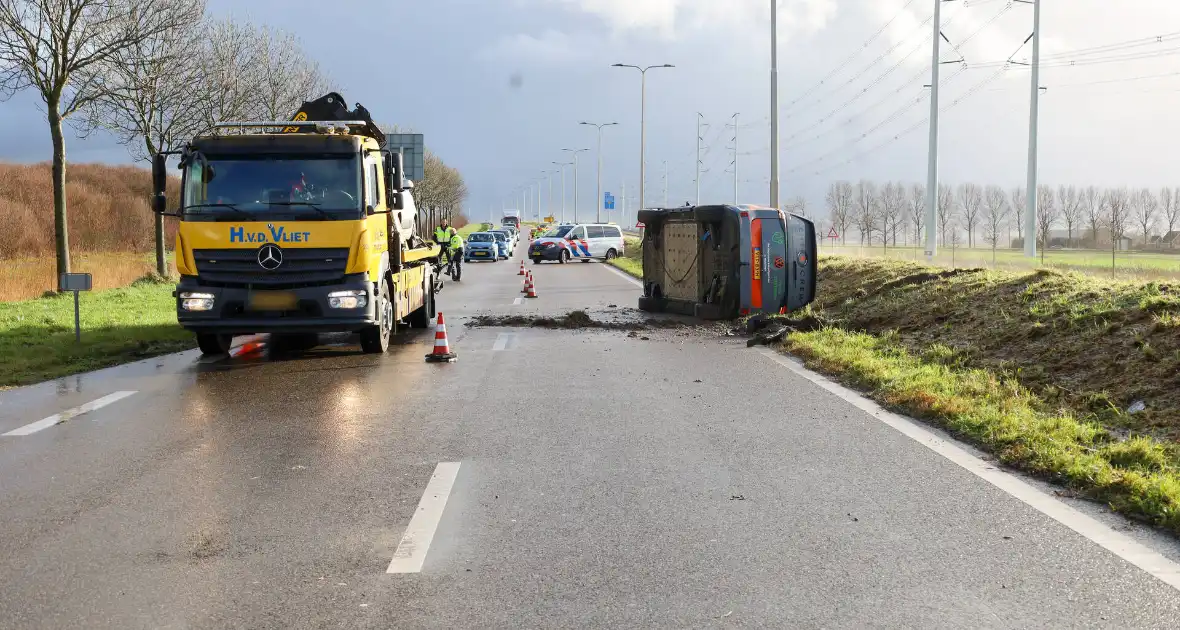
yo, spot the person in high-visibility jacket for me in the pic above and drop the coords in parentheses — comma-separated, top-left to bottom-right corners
(433, 219, 458, 265)
(446, 232, 465, 277)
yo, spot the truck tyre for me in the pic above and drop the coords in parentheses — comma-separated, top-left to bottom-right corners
(360, 279, 393, 354)
(196, 333, 232, 356)
(408, 271, 435, 329)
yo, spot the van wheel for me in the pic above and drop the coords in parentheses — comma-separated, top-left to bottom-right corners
(605, 249, 618, 260)
(196, 333, 232, 356)
(360, 279, 393, 353)
(559, 249, 570, 264)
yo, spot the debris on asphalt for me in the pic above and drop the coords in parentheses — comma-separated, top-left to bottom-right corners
(693, 379, 703, 383)
(1127, 400, 1146, 414)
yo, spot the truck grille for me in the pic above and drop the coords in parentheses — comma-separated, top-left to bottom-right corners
(192, 248, 350, 288)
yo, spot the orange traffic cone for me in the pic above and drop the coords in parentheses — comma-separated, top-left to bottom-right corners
(525, 276, 538, 298)
(518, 260, 525, 275)
(522, 272, 530, 293)
(425, 312, 457, 362)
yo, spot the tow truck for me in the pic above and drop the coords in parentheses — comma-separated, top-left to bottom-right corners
(151, 93, 441, 355)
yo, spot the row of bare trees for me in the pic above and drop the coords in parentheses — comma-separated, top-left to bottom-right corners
(0, 1, 469, 288)
(826, 180, 1180, 258)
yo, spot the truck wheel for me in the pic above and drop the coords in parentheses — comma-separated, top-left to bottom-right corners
(408, 271, 435, 328)
(196, 333, 232, 356)
(360, 279, 393, 354)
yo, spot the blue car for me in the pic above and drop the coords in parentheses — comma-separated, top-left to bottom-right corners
(490, 230, 510, 259)
(464, 232, 500, 263)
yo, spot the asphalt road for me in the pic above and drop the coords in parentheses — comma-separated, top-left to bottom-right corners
(4, 243, 1180, 628)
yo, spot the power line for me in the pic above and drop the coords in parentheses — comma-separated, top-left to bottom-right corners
(786, 66, 1011, 179)
(781, 0, 923, 114)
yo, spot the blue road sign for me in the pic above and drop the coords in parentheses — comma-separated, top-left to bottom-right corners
(604, 192, 615, 210)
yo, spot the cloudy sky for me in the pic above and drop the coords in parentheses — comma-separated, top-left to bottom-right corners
(2, 0, 1179, 225)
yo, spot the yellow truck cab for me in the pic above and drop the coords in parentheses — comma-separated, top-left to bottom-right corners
(151, 93, 440, 355)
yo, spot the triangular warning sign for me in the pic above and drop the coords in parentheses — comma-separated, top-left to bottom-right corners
(827, 227, 838, 239)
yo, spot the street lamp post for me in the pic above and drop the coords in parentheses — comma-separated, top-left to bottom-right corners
(579, 122, 618, 223)
(552, 161, 573, 223)
(612, 63, 674, 219)
(562, 148, 589, 223)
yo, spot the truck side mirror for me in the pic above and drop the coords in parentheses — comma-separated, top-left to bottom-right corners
(151, 153, 168, 214)
(390, 152, 406, 192)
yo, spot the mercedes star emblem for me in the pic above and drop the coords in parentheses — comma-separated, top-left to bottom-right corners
(257, 243, 283, 270)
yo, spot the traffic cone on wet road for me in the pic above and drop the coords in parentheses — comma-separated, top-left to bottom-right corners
(525, 276, 538, 298)
(518, 260, 525, 275)
(425, 312, 457, 362)
(522, 272, 530, 293)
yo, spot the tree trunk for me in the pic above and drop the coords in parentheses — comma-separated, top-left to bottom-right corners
(155, 212, 167, 276)
(49, 105, 71, 291)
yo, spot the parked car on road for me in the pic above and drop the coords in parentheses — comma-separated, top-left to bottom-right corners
(528, 223, 625, 264)
(490, 230, 511, 259)
(464, 232, 500, 263)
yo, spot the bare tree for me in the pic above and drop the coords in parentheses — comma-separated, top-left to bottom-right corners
(1083, 185, 1103, 247)
(880, 182, 905, 247)
(1010, 186, 1026, 245)
(197, 15, 266, 130)
(854, 180, 878, 245)
(0, 0, 207, 288)
(253, 26, 333, 120)
(825, 181, 853, 244)
(958, 183, 983, 248)
(83, 9, 207, 276)
(908, 183, 925, 246)
(1058, 185, 1083, 248)
(982, 185, 1009, 264)
(937, 183, 954, 247)
(1106, 187, 1131, 270)
(1133, 188, 1159, 248)
(1037, 185, 1058, 263)
(1162, 186, 1180, 243)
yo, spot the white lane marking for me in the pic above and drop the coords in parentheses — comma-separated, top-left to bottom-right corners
(756, 348, 1180, 592)
(513, 297, 524, 306)
(387, 461, 462, 574)
(492, 332, 515, 352)
(602, 263, 642, 287)
(3, 390, 138, 437)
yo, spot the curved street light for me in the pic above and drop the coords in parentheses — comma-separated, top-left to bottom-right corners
(611, 63, 674, 222)
(580, 122, 618, 223)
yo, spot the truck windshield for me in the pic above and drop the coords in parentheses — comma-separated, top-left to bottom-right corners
(182, 154, 362, 221)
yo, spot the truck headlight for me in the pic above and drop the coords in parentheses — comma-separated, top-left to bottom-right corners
(179, 292, 215, 311)
(328, 289, 368, 309)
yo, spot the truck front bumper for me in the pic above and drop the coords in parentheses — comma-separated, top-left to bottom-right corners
(175, 274, 378, 336)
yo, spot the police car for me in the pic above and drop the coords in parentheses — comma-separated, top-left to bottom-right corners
(529, 223, 625, 264)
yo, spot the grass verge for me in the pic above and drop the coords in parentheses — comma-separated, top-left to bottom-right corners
(607, 236, 643, 278)
(0, 275, 192, 388)
(783, 326, 1180, 532)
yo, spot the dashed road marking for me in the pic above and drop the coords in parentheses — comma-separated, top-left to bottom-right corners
(387, 462, 462, 574)
(492, 333, 516, 352)
(3, 390, 138, 437)
(756, 347, 1180, 593)
(513, 297, 524, 306)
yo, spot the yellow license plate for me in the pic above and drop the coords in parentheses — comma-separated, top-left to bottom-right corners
(247, 291, 298, 310)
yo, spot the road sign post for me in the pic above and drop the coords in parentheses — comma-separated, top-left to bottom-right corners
(60, 272, 92, 342)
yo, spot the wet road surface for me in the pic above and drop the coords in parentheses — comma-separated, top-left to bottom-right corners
(4, 246, 1180, 628)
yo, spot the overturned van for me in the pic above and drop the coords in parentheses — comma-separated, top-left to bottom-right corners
(636, 204, 816, 320)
